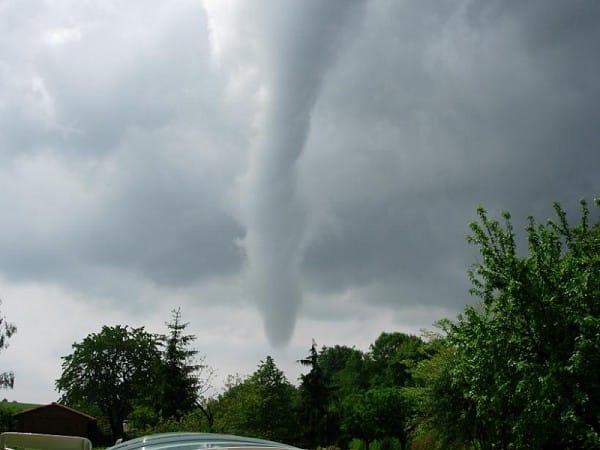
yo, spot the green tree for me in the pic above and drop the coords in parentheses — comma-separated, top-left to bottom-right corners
(0, 303, 16, 389)
(369, 332, 425, 388)
(298, 341, 335, 448)
(56, 325, 161, 441)
(318, 345, 369, 448)
(157, 308, 205, 420)
(0, 400, 18, 432)
(247, 356, 299, 442)
(319, 345, 370, 397)
(212, 374, 256, 436)
(410, 331, 480, 449)
(440, 199, 600, 448)
(342, 388, 408, 450)
(214, 357, 299, 444)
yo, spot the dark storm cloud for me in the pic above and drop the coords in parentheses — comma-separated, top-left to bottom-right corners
(2, 0, 598, 404)
(0, 0, 598, 336)
(297, 0, 600, 311)
(78, 140, 245, 285)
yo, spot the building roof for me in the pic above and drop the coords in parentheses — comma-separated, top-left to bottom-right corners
(14, 402, 97, 422)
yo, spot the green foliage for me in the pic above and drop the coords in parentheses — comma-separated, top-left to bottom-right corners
(298, 341, 336, 448)
(0, 302, 16, 389)
(129, 403, 160, 431)
(319, 346, 370, 398)
(0, 400, 42, 412)
(318, 346, 370, 448)
(429, 199, 600, 448)
(156, 308, 206, 420)
(309, 335, 426, 449)
(0, 401, 21, 432)
(341, 388, 402, 446)
(248, 356, 300, 442)
(213, 357, 299, 445)
(56, 325, 162, 440)
(369, 332, 426, 388)
(129, 409, 211, 437)
(410, 334, 479, 449)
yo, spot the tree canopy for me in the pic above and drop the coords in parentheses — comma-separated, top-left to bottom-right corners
(213, 357, 298, 443)
(56, 325, 161, 440)
(420, 199, 600, 448)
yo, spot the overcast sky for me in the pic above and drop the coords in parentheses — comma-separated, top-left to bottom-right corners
(0, 0, 599, 403)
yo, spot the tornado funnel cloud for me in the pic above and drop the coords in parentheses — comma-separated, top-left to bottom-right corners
(241, 1, 365, 346)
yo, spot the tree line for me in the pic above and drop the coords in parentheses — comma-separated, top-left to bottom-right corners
(1, 199, 598, 449)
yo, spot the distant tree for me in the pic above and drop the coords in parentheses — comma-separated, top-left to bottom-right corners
(435, 200, 600, 448)
(0, 302, 16, 389)
(157, 308, 206, 420)
(56, 325, 161, 441)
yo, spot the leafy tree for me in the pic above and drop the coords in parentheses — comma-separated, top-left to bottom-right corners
(369, 332, 425, 388)
(0, 303, 16, 389)
(157, 308, 205, 420)
(341, 393, 377, 449)
(247, 356, 299, 442)
(410, 332, 479, 449)
(212, 374, 255, 436)
(319, 345, 370, 397)
(318, 345, 369, 448)
(342, 388, 408, 450)
(0, 401, 18, 432)
(56, 325, 162, 441)
(440, 200, 600, 448)
(213, 358, 299, 444)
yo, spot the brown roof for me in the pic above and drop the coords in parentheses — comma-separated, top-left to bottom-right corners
(14, 402, 97, 422)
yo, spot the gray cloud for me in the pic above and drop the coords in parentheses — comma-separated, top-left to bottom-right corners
(0, 1, 246, 296)
(0, 0, 598, 357)
(296, 0, 600, 312)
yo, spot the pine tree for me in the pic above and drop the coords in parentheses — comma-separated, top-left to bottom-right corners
(158, 308, 202, 420)
(298, 340, 335, 448)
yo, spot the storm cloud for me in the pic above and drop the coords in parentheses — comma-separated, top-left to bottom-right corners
(0, 0, 598, 401)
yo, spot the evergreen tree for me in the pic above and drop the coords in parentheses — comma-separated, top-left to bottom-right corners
(298, 340, 335, 448)
(158, 308, 202, 420)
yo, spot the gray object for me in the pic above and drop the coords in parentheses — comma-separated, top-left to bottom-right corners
(107, 433, 301, 450)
